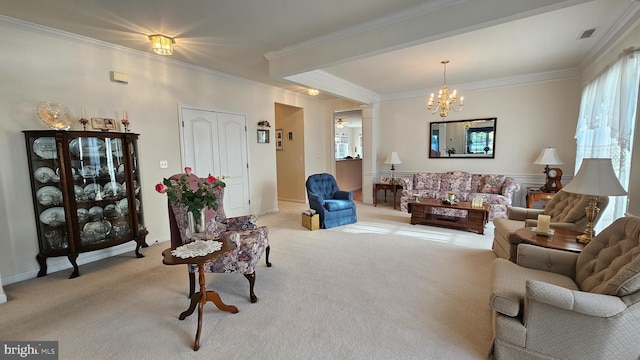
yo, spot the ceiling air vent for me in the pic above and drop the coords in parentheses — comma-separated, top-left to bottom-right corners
(578, 28, 596, 40)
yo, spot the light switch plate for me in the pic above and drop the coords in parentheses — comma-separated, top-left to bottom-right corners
(159, 160, 168, 168)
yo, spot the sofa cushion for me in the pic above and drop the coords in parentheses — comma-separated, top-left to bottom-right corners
(324, 199, 354, 211)
(490, 258, 579, 317)
(480, 174, 506, 194)
(440, 171, 471, 193)
(543, 191, 590, 223)
(576, 217, 640, 296)
(414, 173, 441, 191)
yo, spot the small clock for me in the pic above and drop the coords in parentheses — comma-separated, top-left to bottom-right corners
(541, 167, 563, 192)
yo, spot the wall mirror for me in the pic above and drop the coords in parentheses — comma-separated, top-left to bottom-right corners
(429, 117, 496, 158)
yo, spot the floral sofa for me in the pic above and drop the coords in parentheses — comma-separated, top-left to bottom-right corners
(397, 171, 520, 220)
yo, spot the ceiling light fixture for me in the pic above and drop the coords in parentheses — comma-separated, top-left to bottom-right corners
(307, 89, 320, 96)
(336, 119, 344, 128)
(428, 60, 464, 117)
(148, 34, 175, 56)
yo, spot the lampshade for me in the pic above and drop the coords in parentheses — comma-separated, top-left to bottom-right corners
(533, 148, 564, 165)
(562, 158, 627, 196)
(384, 152, 402, 165)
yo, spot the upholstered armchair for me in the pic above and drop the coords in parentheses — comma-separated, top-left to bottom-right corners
(168, 173, 271, 303)
(305, 173, 357, 229)
(489, 216, 640, 359)
(493, 190, 608, 262)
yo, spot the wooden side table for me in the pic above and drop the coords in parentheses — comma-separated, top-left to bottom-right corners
(374, 183, 403, 209)
(527, 189, 555, 208)
(162, 238, 237, 351)
(514, 227, 585, 253)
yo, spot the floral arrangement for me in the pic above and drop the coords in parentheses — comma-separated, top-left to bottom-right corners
(258, 120, 271, 127)
(155, 167, 226, 222)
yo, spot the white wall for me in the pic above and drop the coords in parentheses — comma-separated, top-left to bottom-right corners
(378, 78, 582, 178)
(0, 18, 328, 284)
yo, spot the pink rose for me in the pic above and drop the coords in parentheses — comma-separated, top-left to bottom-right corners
(155, 183, 167, 193)
(184, 167, 192, 175)
(206, 175, 216, 183)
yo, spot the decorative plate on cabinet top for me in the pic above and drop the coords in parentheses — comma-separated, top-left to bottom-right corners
(33, 137, 58, 159)
(39, 207, 66, 226)
(37, 100, 73, 130)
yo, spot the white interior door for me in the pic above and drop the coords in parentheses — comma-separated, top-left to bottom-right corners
(180, 106, 251, 217)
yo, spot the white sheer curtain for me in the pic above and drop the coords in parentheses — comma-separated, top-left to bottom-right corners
(575, 48, 640, 228)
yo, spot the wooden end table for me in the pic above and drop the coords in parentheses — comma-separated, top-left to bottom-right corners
(374, 183, 403, 209)
(407, 198, 490, 234)
(514, 227, 585, 253)
(162, 238, 237, 351)
(527, 189, 555, 208)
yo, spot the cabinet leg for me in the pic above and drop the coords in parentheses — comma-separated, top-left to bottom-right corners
(36, 254, 47, 277)
(68, 254, 79, 279)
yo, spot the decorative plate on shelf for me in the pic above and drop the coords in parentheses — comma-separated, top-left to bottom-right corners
(34, 167, 57, 183)
(37, 100, 73, 130)
(33, 137, 58, 159)
(69, 138, 106, 158)
(36, 186, 63, 206)
(39, 207, 66, 226)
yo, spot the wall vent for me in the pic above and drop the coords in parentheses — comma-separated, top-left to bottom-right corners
(578, 28, 596, 40)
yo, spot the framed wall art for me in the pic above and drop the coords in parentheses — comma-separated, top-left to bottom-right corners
(276, 129, 283, 150)
(257, 129, 270, 143)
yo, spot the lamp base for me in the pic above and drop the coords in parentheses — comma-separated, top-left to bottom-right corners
(576, 197, 599, 244)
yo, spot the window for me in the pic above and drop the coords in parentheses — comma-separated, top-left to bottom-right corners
(466, 127, 493, 153)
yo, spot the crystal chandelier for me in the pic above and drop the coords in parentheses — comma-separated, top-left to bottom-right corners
(428, 60, 464, 117)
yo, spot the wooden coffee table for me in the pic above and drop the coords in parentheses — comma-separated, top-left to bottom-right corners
(407, 198, 490, 234)
(514, 227, 585, 253)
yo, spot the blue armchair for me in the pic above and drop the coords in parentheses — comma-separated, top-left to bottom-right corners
(305, 173, 357, 229)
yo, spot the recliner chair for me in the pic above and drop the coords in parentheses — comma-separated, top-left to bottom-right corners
(306, 173, 357, 229)
(493, 190, 608, 262)
(489, 216, 640, 359)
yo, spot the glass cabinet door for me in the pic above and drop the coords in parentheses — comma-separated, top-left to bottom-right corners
(27, 134, 69, 253)
(69, 135, 128, 246)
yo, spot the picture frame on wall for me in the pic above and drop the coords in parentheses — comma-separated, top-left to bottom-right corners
(257, 129, 270, 143)
(276, 129, 283, 150)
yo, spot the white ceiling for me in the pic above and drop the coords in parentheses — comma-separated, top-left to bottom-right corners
(0, 0, 637, 103)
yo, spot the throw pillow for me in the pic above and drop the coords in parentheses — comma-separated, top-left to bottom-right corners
(480, 174, 505, 194)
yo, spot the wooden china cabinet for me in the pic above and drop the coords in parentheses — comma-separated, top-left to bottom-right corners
(24, 130, 148, 278)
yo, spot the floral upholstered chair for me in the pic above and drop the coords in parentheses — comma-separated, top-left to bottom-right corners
(166, 172, 271, 303)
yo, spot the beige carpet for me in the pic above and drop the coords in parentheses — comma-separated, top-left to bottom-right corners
(0, 201, 497, 360)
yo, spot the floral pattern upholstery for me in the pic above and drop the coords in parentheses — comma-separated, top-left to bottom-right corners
(167, 173, 270, 300)
(400, 172, 520, 220)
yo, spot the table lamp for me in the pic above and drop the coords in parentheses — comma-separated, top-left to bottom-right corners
(384, 151, 402, 183)
(562, 158, 628, 244)
(533, 147, 564, 192)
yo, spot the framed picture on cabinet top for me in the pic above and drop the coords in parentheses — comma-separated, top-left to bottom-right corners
(91, 117, 117, 131)
(257, 129, 269, 143)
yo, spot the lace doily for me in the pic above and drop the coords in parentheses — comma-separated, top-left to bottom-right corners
(171, 240, 223, 259)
